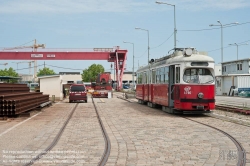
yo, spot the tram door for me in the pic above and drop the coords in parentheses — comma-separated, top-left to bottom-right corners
(169, 65, 175, 107)
(169, 65, 180, 107)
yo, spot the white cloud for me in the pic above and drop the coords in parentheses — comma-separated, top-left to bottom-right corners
(175, 0, 250, 11)
(0, 0, 147, 13)
(0, 0, 249, 14)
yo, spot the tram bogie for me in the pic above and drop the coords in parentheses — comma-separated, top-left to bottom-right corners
(136, 48, 215, 114)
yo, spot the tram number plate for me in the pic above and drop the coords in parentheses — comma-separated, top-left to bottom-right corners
(196, 105, 204, 110)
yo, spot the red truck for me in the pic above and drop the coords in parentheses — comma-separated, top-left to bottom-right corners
(91, 73, 112, 98)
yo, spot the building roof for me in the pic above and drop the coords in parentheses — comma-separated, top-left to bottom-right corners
(37, 74, 60, 79)
(221, 58, 250, 64)
(216, 74, 250, 77)
(59, 72, 80, 75)
(0, 76, 21, 79)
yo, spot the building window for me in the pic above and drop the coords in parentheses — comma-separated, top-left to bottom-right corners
(222, 66, 226, 72)
(237, 64, 242, 71)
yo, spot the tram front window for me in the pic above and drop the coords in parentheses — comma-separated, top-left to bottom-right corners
(183, 68, 214, 84)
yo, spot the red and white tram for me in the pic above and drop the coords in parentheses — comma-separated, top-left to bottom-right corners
(136, 48, 215, 114)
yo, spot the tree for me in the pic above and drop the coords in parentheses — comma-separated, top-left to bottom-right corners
(0, 67, 19, 83)
(37, 67, 56, 76)
(81, 64, 105, 82)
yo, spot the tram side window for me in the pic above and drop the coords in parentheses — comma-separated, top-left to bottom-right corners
(164, 67, 169, 83)
(152, 70, 156, 83)
(148, 70, 151, 84)
(175, 67, 180, 83)
(160, 67, 165, 83)
(142, 72, 147, 84)
(156, 68, 160, 83)
(136, 73, 139, 84)
(137, 73, 142, 84)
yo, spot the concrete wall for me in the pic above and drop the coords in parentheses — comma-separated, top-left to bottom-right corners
(214, 64, 222, 76)
(110, 73, 137, 83)
(40, 76, 62, 100)
(39, 73, 136, 99)
(19, 74, 33, 83)
(61, 75, 82, 84)
(39, 75, 82, 101)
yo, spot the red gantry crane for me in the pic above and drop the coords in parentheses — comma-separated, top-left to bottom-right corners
(1, 44, 127, 90)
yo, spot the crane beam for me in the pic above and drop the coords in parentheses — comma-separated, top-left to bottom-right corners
(0, 49, 127, 90)
(0, 51, 113, 60)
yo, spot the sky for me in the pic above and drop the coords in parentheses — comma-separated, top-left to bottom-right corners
(0, 0, 250, 75)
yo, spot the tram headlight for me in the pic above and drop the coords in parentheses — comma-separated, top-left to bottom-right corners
(197, 92, 204, 99)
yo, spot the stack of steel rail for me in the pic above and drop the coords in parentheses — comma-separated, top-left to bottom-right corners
(0, 83, 49, 115)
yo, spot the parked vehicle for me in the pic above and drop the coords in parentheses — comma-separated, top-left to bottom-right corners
(91, 73, 112, 98)
(123, 84, 130, 89)
(69, 84, 88, 103)
(28, 83, 39, 92)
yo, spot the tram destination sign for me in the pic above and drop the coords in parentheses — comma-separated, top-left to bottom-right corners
(47, 54, 55, 58)
(31, 54, 43, 58)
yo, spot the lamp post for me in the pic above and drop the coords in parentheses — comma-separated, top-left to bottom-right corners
(123, 41, 135, 90)
(135, 27, 150, 64)
(156, 1, 176, 49)
(229, 42, 248, 60)
(209, 20, 238, 63)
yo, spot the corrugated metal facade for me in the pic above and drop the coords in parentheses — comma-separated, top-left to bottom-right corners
(237, 76, 250, 88)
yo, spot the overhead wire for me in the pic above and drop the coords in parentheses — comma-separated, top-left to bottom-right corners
(135, 32, 174, 58)
(16, 64, 44, 71)
(208, 39, 250, 52)
(133, 22, 250, 58)
(237, 40, 250, 44)
(179, 21, 250, 32)
(46, 64, 83, 71)
(15, 64, 83, 71)
(18, 39, 35, 47)
(134, 49, 147, 58)
(151, 32, 174, 49)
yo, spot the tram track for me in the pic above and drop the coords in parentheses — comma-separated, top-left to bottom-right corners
(24, 103, 79, 166)
(117, 92, 250, 127)
(92, 97, 111, 166)
(117, 96, 247, 166)
(183, 117, 246, 166)
(23, 97, 110, 166)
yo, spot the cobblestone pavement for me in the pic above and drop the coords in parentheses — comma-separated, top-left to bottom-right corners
(97, 95, 238, 166)
(212, 109, 250, 126)
(186, 114, 250, 165)
(33, 100, 104, 166)
(1, 94, 248, 166)
(0, 102, 79, 166)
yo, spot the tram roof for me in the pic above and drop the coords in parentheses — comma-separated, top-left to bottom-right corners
(137, 48, 214, 72)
